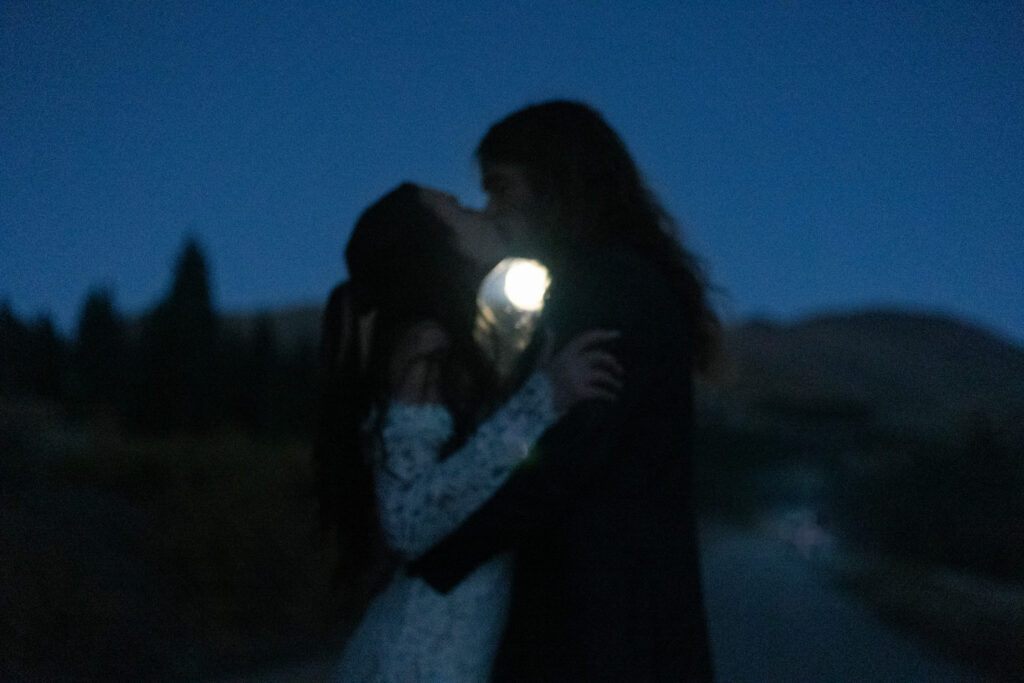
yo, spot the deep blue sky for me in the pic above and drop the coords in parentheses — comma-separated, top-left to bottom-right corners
(3, 2, 1022, 343)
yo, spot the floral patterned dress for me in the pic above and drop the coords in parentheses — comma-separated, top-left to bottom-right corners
(333, 373, 559, 682)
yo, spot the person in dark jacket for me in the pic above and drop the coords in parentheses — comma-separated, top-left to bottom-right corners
(409, 100, 721, 681)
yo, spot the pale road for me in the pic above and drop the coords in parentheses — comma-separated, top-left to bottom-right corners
(244, 522, 985, 682)
(699, 523, 982, 683)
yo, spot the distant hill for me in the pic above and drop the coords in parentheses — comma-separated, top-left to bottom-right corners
(704, 309, 1024, 440)
(233, 302, 1024, 441)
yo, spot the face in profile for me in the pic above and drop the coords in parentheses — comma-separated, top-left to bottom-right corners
(480, 162, 540, 253)
(418, 186, 507, 269)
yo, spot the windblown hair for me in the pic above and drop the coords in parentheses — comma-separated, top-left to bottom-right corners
(314, 183, 499, 592)
(477, 100, 721, 373)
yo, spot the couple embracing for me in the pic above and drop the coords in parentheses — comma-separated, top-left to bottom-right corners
(316, 101, 719, 682)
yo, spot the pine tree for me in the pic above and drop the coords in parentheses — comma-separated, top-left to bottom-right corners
(0, 304, 65, 399)
(133, 237, 220, 432)
(26, 315, 65, 401)
(73, 288, 126, 414)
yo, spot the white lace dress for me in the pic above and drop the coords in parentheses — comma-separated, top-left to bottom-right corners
(333, 373, 560, 682)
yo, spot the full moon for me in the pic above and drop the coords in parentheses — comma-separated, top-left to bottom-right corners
(502, 260, 550, 312)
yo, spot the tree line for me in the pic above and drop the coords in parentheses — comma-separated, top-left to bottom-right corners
(0, 238, 318, 437)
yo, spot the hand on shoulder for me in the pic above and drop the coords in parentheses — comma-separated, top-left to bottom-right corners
(543, 328, 624, 414)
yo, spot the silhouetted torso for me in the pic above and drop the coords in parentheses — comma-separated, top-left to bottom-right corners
(411, 244, 714, 681)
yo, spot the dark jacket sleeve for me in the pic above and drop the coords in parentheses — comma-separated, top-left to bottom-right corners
(408, 248, 690, 592)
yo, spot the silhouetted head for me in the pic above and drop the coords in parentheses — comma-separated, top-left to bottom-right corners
(345, 182, 499, 335)
(477, 100, 721, 373)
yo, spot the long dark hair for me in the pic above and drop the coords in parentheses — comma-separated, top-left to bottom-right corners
(477, 100, 721, 373)
(314, 183, 499, 591)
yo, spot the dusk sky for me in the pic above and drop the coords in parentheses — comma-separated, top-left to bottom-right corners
(3, 2, 1022, 343)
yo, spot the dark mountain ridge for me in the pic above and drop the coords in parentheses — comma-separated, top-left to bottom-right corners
(712, 309, 1024, 440)
(230, 302, 1024, 441)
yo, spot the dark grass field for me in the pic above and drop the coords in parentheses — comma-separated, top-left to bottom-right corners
(827, 547, 1024, 681)
(2, 398, 1021, 681)
(1, 400, 349, 680)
